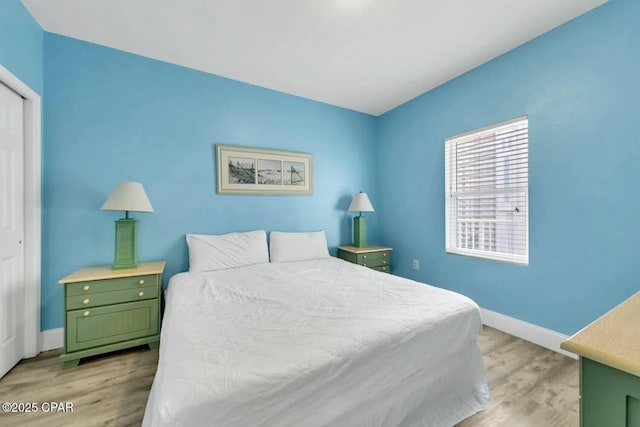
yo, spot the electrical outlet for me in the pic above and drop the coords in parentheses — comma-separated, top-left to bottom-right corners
(412, 259, 419, 270)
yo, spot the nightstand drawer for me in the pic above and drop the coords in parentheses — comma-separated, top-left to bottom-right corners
(66, 300, 159, 352)
(337, 246, 393, 273)
(66, 285, 158, 310)
(66, 274, 159, 296)
(356, 251, 391, 267)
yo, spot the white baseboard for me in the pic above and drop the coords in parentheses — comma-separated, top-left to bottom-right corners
(480, 307, 576, 360)
(40, 328, 64, 352)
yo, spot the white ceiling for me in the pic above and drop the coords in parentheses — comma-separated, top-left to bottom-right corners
(23, 0, 607, 116)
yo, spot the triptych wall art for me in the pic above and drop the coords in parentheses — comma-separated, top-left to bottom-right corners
(216, 145, 313, 195)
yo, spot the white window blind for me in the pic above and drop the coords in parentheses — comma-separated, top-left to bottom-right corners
(445, 116, 529, 264)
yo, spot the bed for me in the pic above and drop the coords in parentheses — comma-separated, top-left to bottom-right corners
(143, 231, 489, 426)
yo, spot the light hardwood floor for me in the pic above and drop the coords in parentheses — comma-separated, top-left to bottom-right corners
(0, 326, 578, 426)
(456, 327, 579, 427)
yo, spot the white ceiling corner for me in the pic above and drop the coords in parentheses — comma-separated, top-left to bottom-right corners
(22, 0, 608, 115)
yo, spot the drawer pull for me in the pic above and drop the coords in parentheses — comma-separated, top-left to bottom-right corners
(83, 311, 90, 316)
(139, 279, 145, 285)
(83, 298, 90, 305)
(363, 264, 367, 267)
(138, 291, 144, 297)
(83, 285, 90, 291)
(383, 253, 387, 257)
(383, 260, 387, 264)
(363, 255, 367, 259)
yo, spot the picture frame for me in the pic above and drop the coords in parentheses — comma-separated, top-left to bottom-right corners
(216, 144, 313, 195)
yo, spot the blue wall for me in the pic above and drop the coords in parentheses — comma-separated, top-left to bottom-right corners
(0, 0, 43, 94)
(15, 0, 638, 335)
(376, 0, 639, 335)
(42, 34, 378, 330)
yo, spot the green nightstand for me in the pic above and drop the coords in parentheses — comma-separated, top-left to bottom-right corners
(337, 245, 392, 273)
(58, 261, 165, 368)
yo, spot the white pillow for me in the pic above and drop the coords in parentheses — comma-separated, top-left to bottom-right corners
(269, 231, 330, 263)
(186, 230, 269, 272)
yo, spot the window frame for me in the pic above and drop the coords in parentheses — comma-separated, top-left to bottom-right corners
(445, 116, 529, 265)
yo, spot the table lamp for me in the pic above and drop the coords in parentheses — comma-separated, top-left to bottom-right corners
(101, 181, 154, 269)
(348, 192, 374, 247)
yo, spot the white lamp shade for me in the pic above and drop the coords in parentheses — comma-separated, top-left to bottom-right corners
(101, 181, 154, 213)
(348, 192, 374, 212)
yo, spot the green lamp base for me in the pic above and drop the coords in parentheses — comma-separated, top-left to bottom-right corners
(112, 218, 138, 270)
(353, 215, 368, 248)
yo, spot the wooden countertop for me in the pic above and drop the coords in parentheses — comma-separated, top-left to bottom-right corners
(59, 261, 166, 284)
(561, 291, 640, 377)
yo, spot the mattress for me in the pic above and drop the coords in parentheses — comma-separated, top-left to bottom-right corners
(143, 258, 489, 426)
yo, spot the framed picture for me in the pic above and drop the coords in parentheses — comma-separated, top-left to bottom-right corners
(216, 145, 313, 195)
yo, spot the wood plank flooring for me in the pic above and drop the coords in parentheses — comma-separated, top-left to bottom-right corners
(0, 345, 158, 426)
(0, 326, 578, 426)
(456, 327, 579, 427)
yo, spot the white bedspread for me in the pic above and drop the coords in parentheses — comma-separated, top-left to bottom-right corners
(143, 258, 488, 427)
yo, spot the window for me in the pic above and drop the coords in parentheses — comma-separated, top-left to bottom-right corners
(445, 116, 528, 264)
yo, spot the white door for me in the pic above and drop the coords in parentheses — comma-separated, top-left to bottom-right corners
(0, 81, 25, 378)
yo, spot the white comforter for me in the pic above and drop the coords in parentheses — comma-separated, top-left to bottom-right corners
(143, 258, 488, 427)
